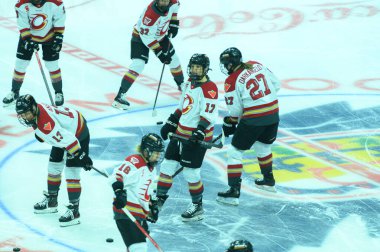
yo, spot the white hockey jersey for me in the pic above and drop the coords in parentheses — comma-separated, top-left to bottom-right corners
(132, 0, 180, 51)
(111, 154, 156, 220)
(34, 104, 86, 156)
(224, 61, 281, 125)
(175, 80, 219, 142)
(15, 0, 66, 42)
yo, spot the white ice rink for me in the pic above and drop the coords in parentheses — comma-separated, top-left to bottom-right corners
(1, 0, 380, 251)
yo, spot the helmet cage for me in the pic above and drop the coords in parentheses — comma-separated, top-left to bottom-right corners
(16, 94, 38, 127)
(141, 133, 165, 166)
(219, 47, 243, 75)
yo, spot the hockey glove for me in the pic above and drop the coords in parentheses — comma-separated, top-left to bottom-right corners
(160, 113, 180, 140)
(112, 181, 127, 209)
(222, 116, 237, 137)
(52, 33, 63, 52)
(168, 20, 179, 38)
(146, 199, 159, 223)
(76, 149, 93, 171)
(154, 48, 172, 64)
(189, 125, 206, 142)
(23, 37, 39, 52)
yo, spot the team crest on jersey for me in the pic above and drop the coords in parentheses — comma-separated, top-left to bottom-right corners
(224, 82, 231, 92)
(181, 94, 194, 115)
(143, 16, 152, 25)
(30, 14, 48, 31)
(43, 122, 52, 131)
(208, 90, 217, 99)
(130, 156, 140, 165)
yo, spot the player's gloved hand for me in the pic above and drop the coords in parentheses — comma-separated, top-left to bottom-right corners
(52, 33, 63, 52)
(189, 125, 206, 142)
(155, 48, 172, 64)
(146, 199, 159, 223)
(160, 113, 179, 140)
(112, 181, 127, 209)
(168, 20, 179, 38)
(76, 149, 93, 171)
(35, 133, 44, 143)
(23, 37, 39, 52)
(222, 116, 237, 137)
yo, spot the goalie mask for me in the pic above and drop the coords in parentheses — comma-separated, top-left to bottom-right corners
(220, 47, 243, 75)
(226, 240, 254, 252)
(155, 0, 171, 13)
(187, 53, 210, 81)
(30, 0, 46, 7)
(141, 133, 165, 166)
(15, 94, 38, 127)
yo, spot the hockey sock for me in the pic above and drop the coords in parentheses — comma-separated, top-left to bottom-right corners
(257, 153, 274, 178)
(12, 70, 25, 92)
(157, 173, 173, 196)
(227, 164, 243, 187)
(50, 69, 62, 93)
(47, 173, 61, 194)
(170, 66, 184, 85)
(188, 181, 204, 203)
(120, 69, 139, 92)
(66, 179, 81, 203)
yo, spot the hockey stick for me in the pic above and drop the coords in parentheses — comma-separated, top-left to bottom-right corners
(91, 166, 109, 178)
(35, 50, 54, 105)
(121, 208, 164, 252)
(171, 131, 225, 178)
(152, 35, 172, 117)
(168, 132, 224, 149)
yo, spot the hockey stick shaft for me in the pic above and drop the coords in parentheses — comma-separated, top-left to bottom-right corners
(168, 132, 223, 149)
(35, 51, 54, 106)
(121, 208, 164, 252)
(152, 35, 172, 117)
(91, 166, 109, 178)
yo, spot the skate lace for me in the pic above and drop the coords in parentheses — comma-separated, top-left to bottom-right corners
(185, 203, 198, 214)
(5, 92, 15, 99)
(62, 208, 74, 219)
(36, 196, 48, 207)
(55, 93, 63, 101)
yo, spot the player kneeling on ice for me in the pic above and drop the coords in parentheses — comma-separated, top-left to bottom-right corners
(156, 54, 218, 222)
(216, 47, 281, 206)
(110, 133, 164, 252)
(15, 94, 93, 227)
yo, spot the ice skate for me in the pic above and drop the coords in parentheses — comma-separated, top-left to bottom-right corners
(59, 203, 80, 227)
(34, 191, 58, 214)
(181, 202, 204, 222)
(3, 91, 19, 107)
(112, 89, 130, 110)
(55, 92, 64, 106)
(255, 177, 277, 193)
(216, 187, 240, 206)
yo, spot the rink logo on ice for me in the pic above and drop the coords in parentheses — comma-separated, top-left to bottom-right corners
(229, 102, 380, 201)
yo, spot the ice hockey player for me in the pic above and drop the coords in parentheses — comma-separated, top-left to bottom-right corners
(226, 240, 254, 252)
(112, 0, 184, 110)
(15, 94, 93, 227)
(3, 0, 66, 107)
(110, 133, 165, 252)
(156, 53, 218, 221)
(216, 47, 281, 205)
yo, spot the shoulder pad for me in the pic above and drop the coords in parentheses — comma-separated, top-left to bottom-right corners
(125, 154, 147, 169)
(201, 81, 218, 99)
(224, 69, 243, 93)
(46, 0, 63, 6)
(15, 0, 29, 8)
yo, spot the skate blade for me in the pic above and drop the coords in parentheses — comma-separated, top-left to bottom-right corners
(216, 197, 239, 206)
(59, 219, 80, 227)
(34, 207, 58, 214)
(181, 214, 204, 222)
(111, 101, 129, 110)
(255, 184, 277, 193)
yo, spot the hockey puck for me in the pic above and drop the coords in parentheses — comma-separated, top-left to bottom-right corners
(156, 121, 164, 125)
(13, 248, 21, 252)
(106, 238, 114, 243)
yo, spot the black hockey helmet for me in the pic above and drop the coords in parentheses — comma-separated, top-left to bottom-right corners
(15, 94, 38, 127)
(187, 53, 210, 81)
(220, 47, 243, 75)
(141, 133, 165, 166)
(226, 240, 254, 252)
(30, 0, 46, 7)
(155, 0, 171, 13)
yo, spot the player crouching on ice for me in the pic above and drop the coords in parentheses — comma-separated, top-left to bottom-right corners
(110, 133, 165, 252)
(15, 94, 93, 227)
